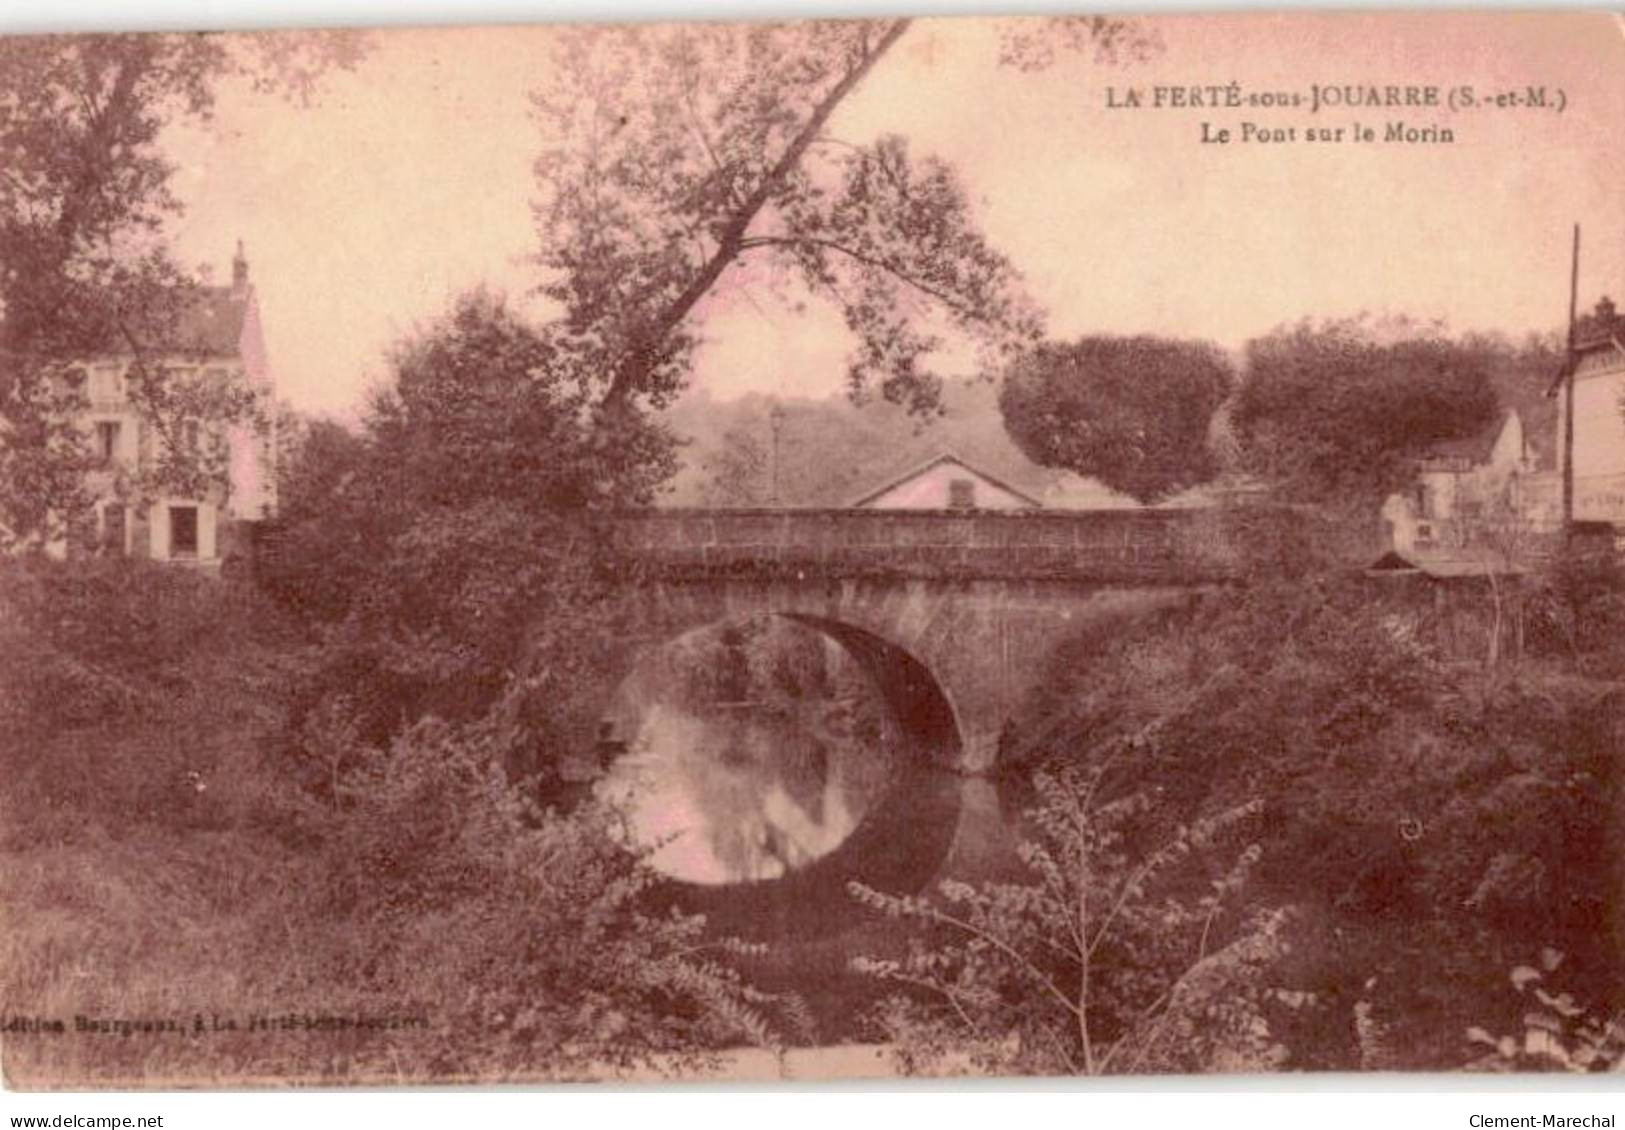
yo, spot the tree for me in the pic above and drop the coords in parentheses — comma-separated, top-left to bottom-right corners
(258, 410, 374, 622)
(268, 292, 664, 768)
(368, 289, 675, 514)
(1009, 568, 1625, 1069)
(851, 764, 1279, 1076)
(699, 426, 770, 506)
(1232, 317, 1501, 508)
(529, 18, 1150, 430)
(997, 336, 1234, 503)
(0, 31, 365, 548)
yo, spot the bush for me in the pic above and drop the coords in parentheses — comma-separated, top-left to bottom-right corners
(283, 713, 808, 1078)
(1527, 540, 1625, 674)
(0, 557, 797, 1083)
(1011, 575, 1624, 1069)
(0, 555, 305, 846)
(851, 766, 1277, 1076)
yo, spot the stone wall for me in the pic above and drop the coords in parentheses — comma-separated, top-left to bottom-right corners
(608, 507, 1239, 584)
(603, 571, 1198, 773)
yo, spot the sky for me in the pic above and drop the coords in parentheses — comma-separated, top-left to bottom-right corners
(23, 7, 1625, 418)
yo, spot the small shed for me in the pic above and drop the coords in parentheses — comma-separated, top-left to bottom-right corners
(1364, 549, 1532, 663)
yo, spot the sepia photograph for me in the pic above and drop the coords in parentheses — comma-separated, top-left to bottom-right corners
(1, 2, 1624, 1094)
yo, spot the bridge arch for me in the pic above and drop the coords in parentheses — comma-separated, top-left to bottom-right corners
(605, 507, 1245, 773)
(578, 507, 1247, 940)
(593, 607, 970, 940)
(775, 612, 962, 764)
(598, 606, 968, 781)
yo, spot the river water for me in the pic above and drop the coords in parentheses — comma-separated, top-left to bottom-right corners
(595, 615, 1036, 1039)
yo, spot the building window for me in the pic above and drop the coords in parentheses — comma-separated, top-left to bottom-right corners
(948, 478, 976, 510)
(94, 420, 120, 463)
(169, 506, 199, 558)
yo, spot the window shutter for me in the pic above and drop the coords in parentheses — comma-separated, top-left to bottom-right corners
(199, 504, 217, 561)
(150, 504, 169, 559)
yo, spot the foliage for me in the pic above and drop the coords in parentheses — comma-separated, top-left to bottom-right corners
(1232, 317, 1501, 508)
(699, 426, 771, 506)
(0, 32, 365, 547)
(850, 764, 1276, 1076)
(663, 380, 1070, 508)
(369, 290, 676, 511)
(0, 554, 285, 747)
(996, 16, 1161, 71)
(1013, 574, 1625, 1069)
(1527, 537, 1625, 675)
(0, 554, 307, 857)
(0, 556, 797, 1084)
(529, 18, 1148, 425)
(1466, 950, 1625, 1073)
(998, 335, 1235, 503)
(262, 292, 665, 775)
(288, 713, 810, 1078)
(258, 411, 373, 622)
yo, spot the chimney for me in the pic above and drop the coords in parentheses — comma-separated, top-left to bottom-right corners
(1596, 295, 1617, 326)
(232, 239, 249, 296)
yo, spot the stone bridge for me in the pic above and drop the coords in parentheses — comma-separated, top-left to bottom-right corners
(602, 507, 1252, 773)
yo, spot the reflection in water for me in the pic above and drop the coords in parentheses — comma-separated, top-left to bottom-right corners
(595, 618, 1029, 1031)
(597, 618, 902, 885)
(600, 702, 889, 883)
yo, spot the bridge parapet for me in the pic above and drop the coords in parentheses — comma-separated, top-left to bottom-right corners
(607, 507, 1246, 584)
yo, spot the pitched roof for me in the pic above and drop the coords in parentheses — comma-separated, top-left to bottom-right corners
(80, 283, 251, 360)
(1420, 411, 1514, 466)
(847, 451, 1044, 509)
(1545, 297, 1625, 401)
(1435, 356, 1560, 473)
(1366, 550, 1530, 579)
(1574, 296, 1625, 354)
(1420, 432, 1498, 465)
(168, 285, 250, 358)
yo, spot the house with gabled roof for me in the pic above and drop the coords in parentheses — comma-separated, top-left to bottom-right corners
(848, 451, 1044, 511)
(1380, 406, 1560, 565)
(62, 242, 277, 569)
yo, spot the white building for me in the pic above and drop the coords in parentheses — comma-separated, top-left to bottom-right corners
(848, 452, 1043, 510)
(1381, 409, 1560, 562)
(64, 243, 276, 568)
(1557, 296, 1625, 524)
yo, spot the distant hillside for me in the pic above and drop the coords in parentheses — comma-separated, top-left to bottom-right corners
(657, 380, 1136, 509)
(1481, 332, 1563, 469)
(656, 331, 1564, 510)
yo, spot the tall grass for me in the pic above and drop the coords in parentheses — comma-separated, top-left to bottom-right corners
(0, 557, 788, 1088)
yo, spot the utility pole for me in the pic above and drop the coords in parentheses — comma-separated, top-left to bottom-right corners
(1562, 223, 1580, 530)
